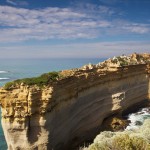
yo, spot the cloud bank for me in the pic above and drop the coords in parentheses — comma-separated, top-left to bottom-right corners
(0, 41, 149, 58)
(0, 5, 149, 42)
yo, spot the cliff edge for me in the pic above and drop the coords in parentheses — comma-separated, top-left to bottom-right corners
(0, 53, 150, 150)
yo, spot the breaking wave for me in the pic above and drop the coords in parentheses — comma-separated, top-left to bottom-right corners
(126, 107, 150, 130)
(0, 78, 10, 80)
(0, 71, 8, 73)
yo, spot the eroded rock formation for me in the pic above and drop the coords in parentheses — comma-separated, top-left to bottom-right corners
(0, 53, 150, 150)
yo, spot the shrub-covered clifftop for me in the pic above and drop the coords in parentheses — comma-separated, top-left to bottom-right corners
(82, 119, 150, 150)
(4, 71, 60, 90)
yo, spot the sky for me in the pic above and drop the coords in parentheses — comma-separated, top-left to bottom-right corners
(0, 0, 150, 58)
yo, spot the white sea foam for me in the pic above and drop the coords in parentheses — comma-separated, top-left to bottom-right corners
(0, 71, 8, 73)
(0, 78, 10, 80)
(126, 107, 150, 130)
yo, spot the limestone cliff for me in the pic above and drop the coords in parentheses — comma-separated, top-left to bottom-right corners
(0, 53, 150, 150)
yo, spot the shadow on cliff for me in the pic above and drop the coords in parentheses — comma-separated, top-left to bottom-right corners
(28, 116, 42, 145)
(27, 90, 42, 145)
(44, 82, 115, 150)
(26, 66, 150, 150)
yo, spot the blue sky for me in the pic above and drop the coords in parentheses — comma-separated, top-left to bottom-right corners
(0, 0, 150, 58)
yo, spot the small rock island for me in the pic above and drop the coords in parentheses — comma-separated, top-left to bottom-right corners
(0, 53, 150, 150)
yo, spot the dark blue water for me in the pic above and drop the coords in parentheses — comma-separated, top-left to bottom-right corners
(0, 58, 104, 149)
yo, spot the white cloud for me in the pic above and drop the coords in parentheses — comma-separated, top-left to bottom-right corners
(6, 0, 28, 6)
(6, 0, 17, 6)
(0, 5, 149, 42)
(123, 26, 149, 34)
(117, 21, 150, 34)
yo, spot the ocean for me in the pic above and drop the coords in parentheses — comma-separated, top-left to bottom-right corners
(0, 58, 150, 149)
(126, 107, 150, 130)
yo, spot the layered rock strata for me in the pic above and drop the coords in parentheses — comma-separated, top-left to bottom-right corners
(0, 53, 150, 150)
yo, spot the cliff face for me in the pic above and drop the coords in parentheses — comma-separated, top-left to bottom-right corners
(0, 53, 150, 150)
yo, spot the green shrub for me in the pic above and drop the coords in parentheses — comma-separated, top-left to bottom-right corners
(4, 71, 60, 90)
(4, 82, 14, 90)
(130, 136, 150, 150)
(139, 119, 150, 142)
(112, 133, 149, 150)
(111, 59, 118, 64)
(82, 119, 150, 150)
(88, 142, 110, 150)
(120, 60, 128, 66)
(116, 56, 128, 66)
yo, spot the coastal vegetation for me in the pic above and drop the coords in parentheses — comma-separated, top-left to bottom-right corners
(112, 56, 129, 66)
(82, 119, 150, 150)
(4, 71, 60, 90)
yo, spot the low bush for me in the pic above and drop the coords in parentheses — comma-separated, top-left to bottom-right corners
(4, 71, 60, 90)
(116, 57, 128, 66)
(82, 119, 150, 150)
(112, 133, 149, 150)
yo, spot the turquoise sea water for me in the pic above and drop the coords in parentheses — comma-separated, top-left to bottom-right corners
(0, 58, 103, 149)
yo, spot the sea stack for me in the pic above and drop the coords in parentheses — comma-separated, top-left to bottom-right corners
(0, 53, 150, 150)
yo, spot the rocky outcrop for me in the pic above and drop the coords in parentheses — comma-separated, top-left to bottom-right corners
(0, 53, 150, 150)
